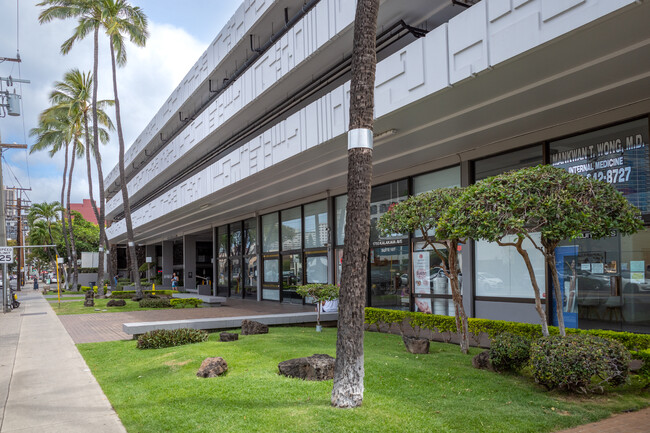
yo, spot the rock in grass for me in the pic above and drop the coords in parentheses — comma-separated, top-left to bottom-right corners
(472, 350, 495, 371)
(402, 335, 430, 354)
(241, 319, 268, 335)
(197, 357, 228, 378)
(83, 290, 94, 307)
(220, 332, 238, 342)
(278, 354, 335, 381)
(107, 299, 126, 307)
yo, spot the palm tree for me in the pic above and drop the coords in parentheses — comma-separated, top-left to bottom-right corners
(331, 0, 380, 409)
(27, 202, 62, 272)
(38, 0, 113, 294)
(99, 0, 148, 297)
(50, 69, 114, 295)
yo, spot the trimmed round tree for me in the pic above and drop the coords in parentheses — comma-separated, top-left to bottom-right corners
(378, 188, 470, 354)
(296, 284, 340, 331)
(441, 165, 642, 336)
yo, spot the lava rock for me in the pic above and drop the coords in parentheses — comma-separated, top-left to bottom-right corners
(278, 354, 335, 381)
(83, 290, 94, 307)
(241, 319, 269, 335)
(402, 335, 430, 354)
(220, 332, 239, 342)
(196, 357, 228, 378)
(107, 299, 126, 307)
(472, 350, 495, 371)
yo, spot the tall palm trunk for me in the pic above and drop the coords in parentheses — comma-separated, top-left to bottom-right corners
(91, 25, 108, 295)
(67, 143, 79, 291)
(83, 112, 104, 295)
(60, 142, 72, 291)
(331, 0, 379, 409)
(110, 42, 141, 297)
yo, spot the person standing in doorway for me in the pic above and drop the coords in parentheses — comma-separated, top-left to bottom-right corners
(171, 273, 179, 290)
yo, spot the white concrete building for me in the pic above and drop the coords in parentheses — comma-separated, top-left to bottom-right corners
(105, 0, 650, 333)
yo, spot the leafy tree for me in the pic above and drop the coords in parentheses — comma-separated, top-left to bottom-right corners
(296, 283, 340, 330)
(378, 188, 470, 354)
(27, 202, 63, 270)
(332, 0, 380, 409)
(442, 165, 643, 336)
(70, 211, 100, 253)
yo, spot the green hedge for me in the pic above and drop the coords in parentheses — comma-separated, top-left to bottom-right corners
(138, 298, 171, 308)
(137, 328, 208, 349)
(170, 298, 202, 308)
(364, 308, 650, 351)
(632, 349, 650, 380)
(110, 290, 174, 299)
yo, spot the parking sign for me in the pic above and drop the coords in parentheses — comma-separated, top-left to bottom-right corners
(0, 247, 12, 264)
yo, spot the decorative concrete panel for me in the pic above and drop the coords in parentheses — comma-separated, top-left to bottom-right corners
(447, 0, 488, 84)
(106, 0, 356, 215)
(487, 0, 636, 66)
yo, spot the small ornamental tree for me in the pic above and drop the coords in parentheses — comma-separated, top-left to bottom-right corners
(441, 165, 642, 337)
(296, 284, 340, 330)
(378, 188, 470, 354)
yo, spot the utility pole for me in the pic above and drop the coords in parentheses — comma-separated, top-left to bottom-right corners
(0, 138, 28, 311)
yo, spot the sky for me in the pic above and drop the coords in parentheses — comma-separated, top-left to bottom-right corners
(0, 0, 241, 207)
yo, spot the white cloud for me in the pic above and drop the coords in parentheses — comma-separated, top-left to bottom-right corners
(0, 1, 207, 206)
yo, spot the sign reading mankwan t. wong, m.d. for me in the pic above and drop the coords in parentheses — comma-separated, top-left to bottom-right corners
(550, 118, 650, 214)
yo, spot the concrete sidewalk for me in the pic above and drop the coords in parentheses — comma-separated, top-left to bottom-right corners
(0, 290, 125, 433)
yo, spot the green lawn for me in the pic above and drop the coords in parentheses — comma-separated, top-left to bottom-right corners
(49, 298, 175, 315)
(78, 328, 650, 433)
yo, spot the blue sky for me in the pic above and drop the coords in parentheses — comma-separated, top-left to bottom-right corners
(0, 0, 240, 205)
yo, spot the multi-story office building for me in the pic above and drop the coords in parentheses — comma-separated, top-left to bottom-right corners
(105, 0, 650, 333)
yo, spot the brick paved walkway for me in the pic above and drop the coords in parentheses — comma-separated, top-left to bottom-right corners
(555, 407, 650, 432)
(56, 298, 314, 343)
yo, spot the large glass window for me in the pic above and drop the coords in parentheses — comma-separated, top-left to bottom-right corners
(281, 207, 302, 251)
(412, 241, 462, 316)
(306, 255, 328, 284)
(413, 166, 461, 194)
(475, 233, 544, 298)
(369, 245, 410, 310)
(370, 180, 408, 247)
(474, 146, 545, 299)
(550, 118, 650, 214)
(304, 201, 328, 249)
(282, 254, 303, 303)
(230, 223, 242, 256)
(244, 256, 258, 297)
(262, 213, 279, 252)
(244, 218, 257, 255)
(475, 145, 543, 181)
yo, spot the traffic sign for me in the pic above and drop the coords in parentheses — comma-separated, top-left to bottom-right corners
(0, 247, 13, 264)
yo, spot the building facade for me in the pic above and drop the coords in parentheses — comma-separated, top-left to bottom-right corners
(105, 0, 650, 333)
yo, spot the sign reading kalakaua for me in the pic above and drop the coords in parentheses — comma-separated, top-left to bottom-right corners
(550, 118, 650, 214)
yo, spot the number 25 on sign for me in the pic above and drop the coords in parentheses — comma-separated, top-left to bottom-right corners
(0, 247, 13, 264)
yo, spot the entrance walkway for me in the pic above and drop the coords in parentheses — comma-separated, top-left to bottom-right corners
(58, 297, 315, 343)
(0, 291, 126, 433)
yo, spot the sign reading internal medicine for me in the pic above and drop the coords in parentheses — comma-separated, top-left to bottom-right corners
(550, 118, 650, 214)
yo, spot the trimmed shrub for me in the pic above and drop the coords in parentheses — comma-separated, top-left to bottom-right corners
(138, 297, 171, 308)
(136, 328, 208, 349)
(632, 349, 650, 381)
(110, 290, 173, 299)
(530, 334, 630, 392)
(489, 333, 532, 372)
(170, 298, 203, 308)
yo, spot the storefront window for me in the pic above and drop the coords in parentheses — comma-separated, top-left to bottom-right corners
(550, 118, 650, 214)
(412, 241, 461, 316)
(413, 166, 461, 194)
(369, 245, 409, 310)
(475, 233, 544, 298)
(244, 218, 257, 255)
(370, 180, 408, 247)
(230, 223, 242, 256)
(263, 257, 279, 283)
(475, 145, 543, 181)
(306, 255, 328, 284)
(304, 201, 328, 249)
(282, 254, 303, 303)
(244, 256, 258, 297)
(281, 207, 302, 251)
(230, 258, 241, 295)
(262, 213, 279, 252)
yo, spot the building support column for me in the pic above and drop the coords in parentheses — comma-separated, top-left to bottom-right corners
(162, 240, 173, 287)
(183, 235, 196, 291)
